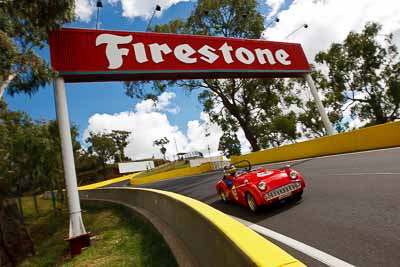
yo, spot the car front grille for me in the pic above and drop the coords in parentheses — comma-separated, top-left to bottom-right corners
(265, 182, 302, 200)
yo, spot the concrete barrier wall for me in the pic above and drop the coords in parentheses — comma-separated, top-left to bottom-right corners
(78, 172, 141, 190)
(130, 162, 214, 185)
(231, 121, 400, 166)
(79, 188, 304, 267)
(189, 156, 223, 167)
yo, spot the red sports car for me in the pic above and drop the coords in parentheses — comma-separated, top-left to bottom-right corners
(216, 161, 305, 212)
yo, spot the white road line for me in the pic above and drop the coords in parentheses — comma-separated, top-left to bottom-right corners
(330, 172, 400, 176)
(231, 216, 356, 267)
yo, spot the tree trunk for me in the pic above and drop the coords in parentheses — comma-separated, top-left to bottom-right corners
(217, 92, 261, 152)
(370, 97, 387, 124)
(102, 162, 107, 180)
(0, 72, 18, 99)
(0, 197, 35, 266)
(236, 117, 261, 151)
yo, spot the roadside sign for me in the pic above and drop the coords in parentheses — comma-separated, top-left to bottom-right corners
(49, 28, 311, 82)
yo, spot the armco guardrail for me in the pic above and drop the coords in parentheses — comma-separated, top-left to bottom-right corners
(130, 162, 214, 185)
(79, 188, 304, 267)
(231, 121, 400, 166)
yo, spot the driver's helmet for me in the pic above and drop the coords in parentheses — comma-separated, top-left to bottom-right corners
(224, 165, 236, 176)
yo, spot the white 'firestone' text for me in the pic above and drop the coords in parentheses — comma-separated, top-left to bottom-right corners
(95, 34, 292, 70)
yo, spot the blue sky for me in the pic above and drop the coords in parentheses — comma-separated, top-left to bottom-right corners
(5, 1, 199, 136)
(4, 0, 399, 159)
(4, 0, 288, 155)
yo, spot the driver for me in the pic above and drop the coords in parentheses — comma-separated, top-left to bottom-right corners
(223, 165, 236, 188)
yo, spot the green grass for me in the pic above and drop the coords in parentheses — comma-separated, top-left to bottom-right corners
(18, 198, 177, 267)
(135, 160, 189, 178)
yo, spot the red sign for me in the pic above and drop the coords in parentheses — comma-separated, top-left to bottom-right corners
(49, 28, 311, 82)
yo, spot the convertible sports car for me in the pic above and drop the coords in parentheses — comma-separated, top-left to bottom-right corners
(216, 161, 305, 212)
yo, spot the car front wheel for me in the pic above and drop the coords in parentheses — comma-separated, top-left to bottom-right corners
(246, 193, 259, 213)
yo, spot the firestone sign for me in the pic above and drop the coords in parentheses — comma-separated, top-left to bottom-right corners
(49, 28, 311, 82)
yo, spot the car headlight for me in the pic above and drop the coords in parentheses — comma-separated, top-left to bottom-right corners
(289, 171, 298, 180)
(258, 181, 267, 191)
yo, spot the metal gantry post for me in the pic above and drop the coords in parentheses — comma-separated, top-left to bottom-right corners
(304, 73, 335, 136)
(54, 77, 87, 238)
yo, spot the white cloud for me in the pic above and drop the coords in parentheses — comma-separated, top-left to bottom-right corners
(265, 0, 285, 19)
(75, 0, 190, 22)
(135, 92, 180, 114)
(263, 0, 400, 61)
(83, 93, 226, 160)
(185, 112, 223, 156)
(117, 0, 190, 19)
(75, 0, 96, 22)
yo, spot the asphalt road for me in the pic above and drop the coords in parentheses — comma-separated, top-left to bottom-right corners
(120, 148, 400, 266)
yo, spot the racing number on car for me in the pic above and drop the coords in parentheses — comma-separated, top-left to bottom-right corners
(231, 185, 239, 200)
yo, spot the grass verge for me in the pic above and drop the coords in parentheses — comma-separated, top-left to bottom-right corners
(18, 197, 177, 267)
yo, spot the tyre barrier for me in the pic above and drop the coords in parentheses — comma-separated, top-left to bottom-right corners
(79, 187, 304, 267)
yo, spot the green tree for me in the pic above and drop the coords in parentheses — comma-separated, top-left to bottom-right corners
(125, 0, 299, 151)
(153, 137, 170, 160)
(110, 130, 131, 163)
(218, 132, 241, 158)
(0, 0, 75, 99)
(315, 22, 400, 126)
(86, 132, 118, 180)
(0, 102, 83, 264)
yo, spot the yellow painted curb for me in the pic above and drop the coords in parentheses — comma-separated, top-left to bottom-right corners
(232, 121, 400, 166)
(130, 162, 213, 185)
(78, 172, 141, 190)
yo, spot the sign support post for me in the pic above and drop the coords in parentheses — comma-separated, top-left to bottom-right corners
(304, 73, 335, 135)
(54, 76, 89, 255)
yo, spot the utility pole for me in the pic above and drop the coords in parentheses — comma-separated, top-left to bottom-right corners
(173, 136, 179, 161)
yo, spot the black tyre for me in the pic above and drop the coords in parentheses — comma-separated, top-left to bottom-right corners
(246, 193, 259, 213)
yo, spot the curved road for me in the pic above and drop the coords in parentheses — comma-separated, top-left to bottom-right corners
(115, 147, 400, 266)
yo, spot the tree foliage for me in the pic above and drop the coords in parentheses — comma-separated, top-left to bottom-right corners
(218, 131, 241, 158)
(315, 22, 400, 125)
(0, 0, 75, 98)
(153, 137, 170, 159)
(0, 101, 81, 196)
(110, 130, 131, 162)
(86, 132, 118, 179)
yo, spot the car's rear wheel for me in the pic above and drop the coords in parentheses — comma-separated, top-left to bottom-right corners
(219, 189, 228, 203)
(246, 193, 259, 213)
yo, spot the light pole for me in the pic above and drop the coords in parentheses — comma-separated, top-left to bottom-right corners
(96, 0, 103, 30)
(285, 23, 308, 40)
(146, 5, 161, 32)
